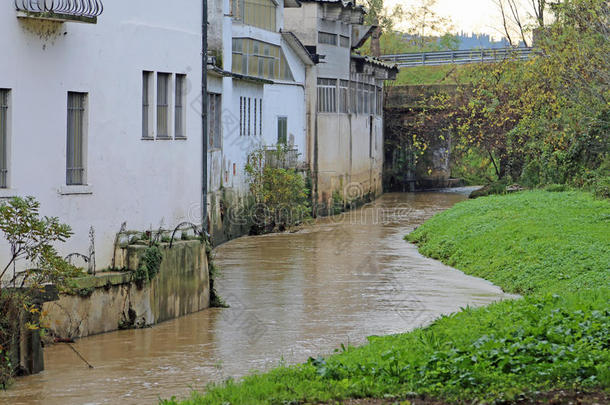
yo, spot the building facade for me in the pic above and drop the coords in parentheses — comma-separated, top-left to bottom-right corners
(0, 1, 205, 272)
(284, 0, 397, 209)
(206, 0, 316, 243)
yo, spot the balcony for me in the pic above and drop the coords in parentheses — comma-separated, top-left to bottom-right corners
(16, 0, 104, 24)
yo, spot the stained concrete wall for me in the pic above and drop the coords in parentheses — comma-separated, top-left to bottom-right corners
(316, 113, 384, 204)
(43, 240, 209, 339)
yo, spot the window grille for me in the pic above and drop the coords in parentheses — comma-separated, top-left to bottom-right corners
(157, 73, 170, 138)
(247, 98, 251, 136)
(0, 90, 8, 188)
(232, 38, 293, 81)
(233, 0, 277, 31)
(318, 32, 337, 46)
(240, 97, 244, 136)
(175, 74, 186, 138)
(339, 80, 349, 113)
(66, 92, 87, 185)
(339, 35, 350, 48)
(317, 78, 337, 113)
(259, 99, 263, 135)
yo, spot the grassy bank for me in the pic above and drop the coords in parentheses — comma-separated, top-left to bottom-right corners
(164, 191, 609, 405)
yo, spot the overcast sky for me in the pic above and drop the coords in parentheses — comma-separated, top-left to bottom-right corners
(386, 0, 521, 39)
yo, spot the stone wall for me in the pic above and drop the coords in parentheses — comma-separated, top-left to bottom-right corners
(43, 240, 209, 339)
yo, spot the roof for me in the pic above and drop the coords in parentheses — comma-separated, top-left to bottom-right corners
(352, 24, 376, 49)
(351, 54, 399, 72)
(281, 31, 317, 66)
(298, 0, 366, 13)
(207, 65, 273, 85)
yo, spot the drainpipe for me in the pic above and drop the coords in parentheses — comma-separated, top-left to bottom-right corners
(202, 0, 209, 234)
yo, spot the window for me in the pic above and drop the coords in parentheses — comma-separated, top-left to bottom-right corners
(142, 72, 153, 139)
(357, 82, 365, 114)
(232, 38, 293, 81)
(376, 86, 383, 116)
(339, 80, 349, 113)
(259, 99, 263, 135)
(340, 35, 350, 48)
(247, 98, 251, 136)
(0, 89, 9, 188)
(208, 93, 222, 149)
(66, 92, 87, 186)
(157, 73, 170, 138)
(318, 32, 337, 46)
(232, 0, 277, 31)
(175, 74, 186, 138)
(317, 78, 337, 113)
(240, 97, 244, 136)
(277, 116, 287, 144)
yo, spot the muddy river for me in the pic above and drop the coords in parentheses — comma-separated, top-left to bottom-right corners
(1, 191, 514, 405)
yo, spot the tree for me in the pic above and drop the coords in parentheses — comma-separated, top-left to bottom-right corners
(405, 0, 454, 49)
(359, 0, 405, 56)
(0, 197, 80, 291)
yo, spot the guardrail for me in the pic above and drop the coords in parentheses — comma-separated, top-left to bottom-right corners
(379, 47, 534, 68)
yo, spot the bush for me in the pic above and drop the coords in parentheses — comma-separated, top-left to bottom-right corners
(245, 146, 310, 234)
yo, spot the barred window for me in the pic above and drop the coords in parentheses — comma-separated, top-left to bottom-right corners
(66, 92, 87, 186)
(175, 74, 186, 138)
(357, 82, 365, 114)
(318, 32, 337, 45)
(317, 78, 337, 113)
(0, 89, 9, 188)
(339, 35, 350, 48)
(338, 80, 349, 113)
(208, 93, 222, 148)
(142, 71, 153, 139)
(156, 73, 170, 138)
(349, 80, 357, 114)
(259, 99, 263, 135)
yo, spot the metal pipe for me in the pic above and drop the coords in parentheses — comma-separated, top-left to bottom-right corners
(202, 0, 209, 234)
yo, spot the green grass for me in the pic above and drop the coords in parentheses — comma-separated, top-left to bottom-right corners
(392, 65, 477, 86)
(163, 191, 610, 405)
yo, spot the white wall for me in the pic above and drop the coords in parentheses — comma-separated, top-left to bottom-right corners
(0, 1, 204, 272)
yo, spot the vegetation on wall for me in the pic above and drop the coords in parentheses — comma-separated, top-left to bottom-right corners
(245, 145, 310, 234)
(133, 244, 163, 286)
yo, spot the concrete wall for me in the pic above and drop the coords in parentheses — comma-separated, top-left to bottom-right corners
(43, 240, 209, 339)
(316, 114, 383, 203)
(0, 1, 205, 273)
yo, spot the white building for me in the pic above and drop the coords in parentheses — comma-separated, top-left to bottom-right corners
(0, 1, 206, 273)
(206, 0, 317, 243)
(284, 0, 397, 210)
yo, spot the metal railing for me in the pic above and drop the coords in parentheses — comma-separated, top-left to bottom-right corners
(379, 47, 534, 68)
(15, 0, 104, 18)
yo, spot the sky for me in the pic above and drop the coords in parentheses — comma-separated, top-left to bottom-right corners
(385, 0, 518, 40)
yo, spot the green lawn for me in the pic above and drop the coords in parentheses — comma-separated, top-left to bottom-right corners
(163, 191, 610, 405)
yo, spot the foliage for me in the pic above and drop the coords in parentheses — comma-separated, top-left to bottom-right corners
(133, 244, 163, 285)
(0, 291, 22, 389)
(244, 146, 310, 234)
(437, 0, 609, 186)
(0, 197, 81, 291)
(162, 191, 610, 404)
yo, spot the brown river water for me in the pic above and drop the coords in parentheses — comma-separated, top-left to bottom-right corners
(1, 191, 514, 405)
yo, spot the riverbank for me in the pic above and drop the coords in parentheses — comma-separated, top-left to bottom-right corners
(163, 190, 609, 404)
